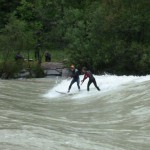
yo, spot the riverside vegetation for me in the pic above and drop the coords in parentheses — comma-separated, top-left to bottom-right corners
(0, 0, 150, 78)
(0, 50, 67, 78)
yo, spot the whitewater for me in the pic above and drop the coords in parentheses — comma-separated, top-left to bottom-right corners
(0, 74, 150, 150)
(44, 75, 150, 99)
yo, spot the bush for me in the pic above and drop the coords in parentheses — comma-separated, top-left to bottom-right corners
(0, 60, 24, 79)
(30, 63, 45, 78)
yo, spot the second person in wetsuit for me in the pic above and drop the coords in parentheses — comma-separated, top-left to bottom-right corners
(81, 67, 100, 91)
(68, 65, 80, 93)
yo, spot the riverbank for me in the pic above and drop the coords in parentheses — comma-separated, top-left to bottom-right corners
(41, 62, 69, 77)
(0, 48, 70, 79)
(0, 61, 70, 79)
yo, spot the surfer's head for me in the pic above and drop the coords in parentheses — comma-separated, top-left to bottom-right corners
(70, 64, 75, 70)
(82, 67, 87, 73)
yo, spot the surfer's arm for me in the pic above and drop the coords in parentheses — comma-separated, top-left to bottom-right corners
(81, 74, 88, 84)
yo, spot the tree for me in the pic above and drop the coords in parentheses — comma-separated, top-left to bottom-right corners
(0, 0, 20, 29)
(0, 14, 35, 60)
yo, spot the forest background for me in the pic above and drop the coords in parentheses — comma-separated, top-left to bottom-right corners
(0, 0, 149, 77)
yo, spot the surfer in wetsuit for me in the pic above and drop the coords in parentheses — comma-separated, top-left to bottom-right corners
(68, 65, 80, 93)
(81, 67, 100, 91)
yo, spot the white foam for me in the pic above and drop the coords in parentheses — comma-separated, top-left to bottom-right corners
(43, 75, 150, 99)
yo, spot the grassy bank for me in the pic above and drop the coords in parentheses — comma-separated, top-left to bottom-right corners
(0, 49, 69, 63)
(0, 49, 69, 79)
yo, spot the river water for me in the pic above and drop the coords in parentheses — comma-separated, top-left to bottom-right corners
(0, 75, 150, 150)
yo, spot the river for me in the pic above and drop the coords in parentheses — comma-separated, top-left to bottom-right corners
(0, 75, 150, 150)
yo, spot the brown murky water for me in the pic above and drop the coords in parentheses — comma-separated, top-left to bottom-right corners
(0, 75, 150, 150)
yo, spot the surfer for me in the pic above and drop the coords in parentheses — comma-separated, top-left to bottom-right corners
(68, 65, 80, 93)
(81, 67, 100, 91)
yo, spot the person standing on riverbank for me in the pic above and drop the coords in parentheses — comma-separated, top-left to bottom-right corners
(15, 52, 24, 61)
(45, 51, 51, 62)
(68, 65, 80, 93)
(81, 67, 100, 91)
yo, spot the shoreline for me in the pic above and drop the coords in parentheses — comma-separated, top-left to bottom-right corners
(0, 62, 70, 79)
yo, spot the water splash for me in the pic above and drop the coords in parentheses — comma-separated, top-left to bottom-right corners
(43, 75, 150, 99)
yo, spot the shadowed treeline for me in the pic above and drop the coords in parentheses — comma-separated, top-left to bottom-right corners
(0, 0, 150, 76)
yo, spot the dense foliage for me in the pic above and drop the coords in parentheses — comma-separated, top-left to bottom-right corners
(0, 0, 150, 75)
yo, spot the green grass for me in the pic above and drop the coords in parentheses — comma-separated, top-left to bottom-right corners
(0, 49, 70, 78)
(0, 49, 69, 73)
(0, 49, 69, 63)
(47, 49, 69, 62)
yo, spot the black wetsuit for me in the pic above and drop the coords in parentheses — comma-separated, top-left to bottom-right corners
(68, 69, 80, 92)
(82, 71, 100, 91)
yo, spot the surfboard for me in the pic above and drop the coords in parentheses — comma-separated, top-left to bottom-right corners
(55, 90, 67, 94)
(55, 90, 77, 95)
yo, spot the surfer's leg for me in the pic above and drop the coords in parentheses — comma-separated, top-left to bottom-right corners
(68, 79, 75, 92)
(87, 80, 92, 91)
(77, 78, 80, 90)
(93, 78, 100, 91)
